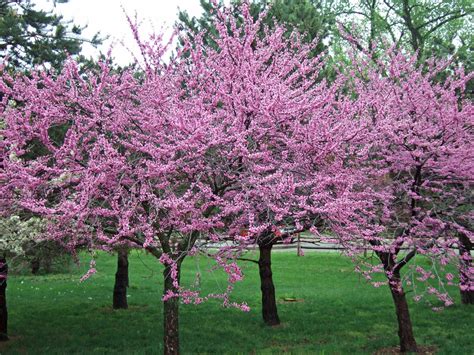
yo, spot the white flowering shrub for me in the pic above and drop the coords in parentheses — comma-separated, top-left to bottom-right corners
(0, 216, 44, 257)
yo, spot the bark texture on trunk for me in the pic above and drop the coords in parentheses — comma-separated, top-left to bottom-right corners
(163, 262, 181, 355)
(258, 240, 280, 326)
(389, 276, 417, 353)
(113, 249, 129, 310)
(458, 233, 473, 305)
(0, 258, 8, 341)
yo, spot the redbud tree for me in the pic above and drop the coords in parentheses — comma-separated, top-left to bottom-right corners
(341, 48, 474, 352)
(0, 42, 240, 354)
(176, 2, 327, 327)
(175, 1, 372, 328)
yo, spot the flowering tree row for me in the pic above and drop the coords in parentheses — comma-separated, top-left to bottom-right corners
(1, 1, 472, 354)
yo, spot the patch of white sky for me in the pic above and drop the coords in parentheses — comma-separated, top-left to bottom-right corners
(34, 0, 215, 66)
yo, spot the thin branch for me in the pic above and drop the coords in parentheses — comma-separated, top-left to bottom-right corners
(237, 257, 259, 265)
(394, 248, 416, 273)
(425, 12, 472, 36)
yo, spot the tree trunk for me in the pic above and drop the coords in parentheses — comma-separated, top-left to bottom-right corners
(163, 261, 181, 355)
(458, 233, 473, 305)
(113, 249, 129, 310)
(0, 258, 8, 341)
(296, 233, 302, 256)
(389, 276, 417, 352)
(31, 258, 40, 275)
(258, 241, 280, 326)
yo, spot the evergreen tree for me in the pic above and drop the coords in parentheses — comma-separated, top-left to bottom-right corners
(0, 0, 102, 70)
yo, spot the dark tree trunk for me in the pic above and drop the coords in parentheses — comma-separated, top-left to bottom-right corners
(258, 240, 280, 326)
(458, 233, 473, 305)
(163, 261, 181, 355)
(0, 258, 8, 341)
(31, 258, 40, 275)
(113, 249, 129, 310)
(389, 276, 417, 352)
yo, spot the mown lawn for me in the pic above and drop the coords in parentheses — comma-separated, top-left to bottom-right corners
(1, 251, 473, 354)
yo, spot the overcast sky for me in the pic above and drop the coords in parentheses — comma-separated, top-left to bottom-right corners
(35, 0, 206, 65)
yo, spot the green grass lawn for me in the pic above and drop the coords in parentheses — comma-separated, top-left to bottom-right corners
(1, 251, 473, 354)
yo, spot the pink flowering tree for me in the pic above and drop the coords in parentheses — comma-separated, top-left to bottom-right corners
(340, 48, 474, 352)
(175, 1, 369, 327)
(175, 2, 320, 326)
(0, 34, 248, 352)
